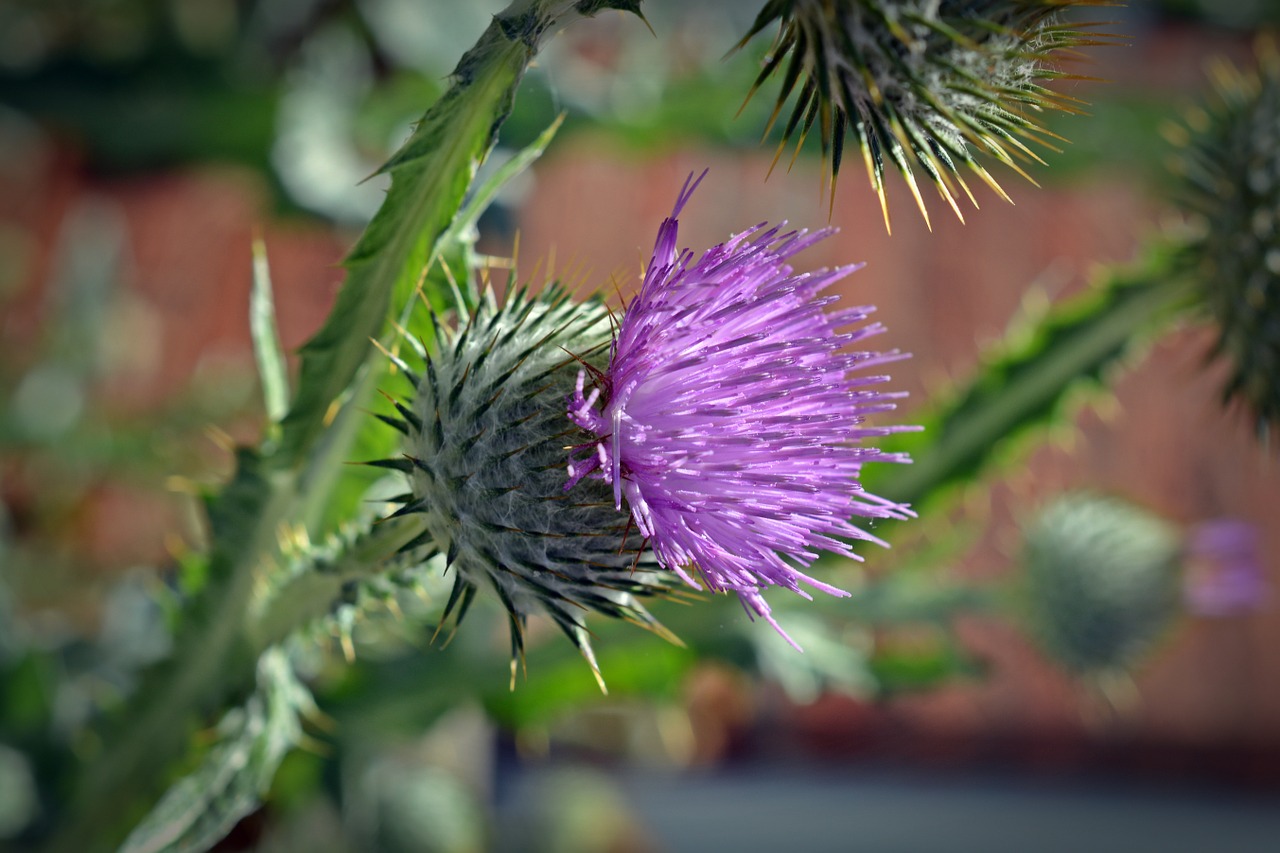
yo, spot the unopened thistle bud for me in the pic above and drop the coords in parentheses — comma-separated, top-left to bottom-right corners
(1168, 40, 1280, 437)
(735, 0, 1119, 229)
(1019, 492, 1181, 676)
(376, 286, 676, 687)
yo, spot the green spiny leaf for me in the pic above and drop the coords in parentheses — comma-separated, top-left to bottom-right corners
(310, 113, 569, 536)
(119, 650, 316, 853)
(278, 9, 546, 465)
(432, 111, 567, 307)
(864, 247, 1194, 516)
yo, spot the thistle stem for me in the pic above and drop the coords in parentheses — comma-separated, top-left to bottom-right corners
(46, 458, 295, 853)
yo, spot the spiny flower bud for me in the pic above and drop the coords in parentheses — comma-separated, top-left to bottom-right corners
(1168, 40, 1280, 437)
(375, 286, 677, 688)
(734, 0, 1119, 230)
(1019, 492, 1181, 676)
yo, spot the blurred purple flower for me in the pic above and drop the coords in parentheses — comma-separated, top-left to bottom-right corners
(1184, 518, 1269, 617)
(566, 171, 915, 647)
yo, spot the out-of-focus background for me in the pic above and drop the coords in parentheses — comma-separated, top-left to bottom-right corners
(2, 1, 1279, 850)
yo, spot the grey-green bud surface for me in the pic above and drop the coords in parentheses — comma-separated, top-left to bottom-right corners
(382, 285, 676, 686)
(1020, 492, 1181, 676)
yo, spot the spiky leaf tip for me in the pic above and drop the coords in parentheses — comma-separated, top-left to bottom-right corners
(1168, 38, 1280, 439)
(380, 285, 680, 688)
(735, 0, 1123, 230)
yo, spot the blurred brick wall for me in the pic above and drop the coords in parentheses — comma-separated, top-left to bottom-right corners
(0, 144, 347, 582)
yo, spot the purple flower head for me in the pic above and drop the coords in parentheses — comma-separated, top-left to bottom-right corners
(566, 171, 915, 648)
(1184, 518, 1269, 618)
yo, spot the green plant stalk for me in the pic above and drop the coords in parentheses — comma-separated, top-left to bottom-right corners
(49, 452, 293, 852)
(116, 648, 316, 853)
(864, 249, 1197, 517)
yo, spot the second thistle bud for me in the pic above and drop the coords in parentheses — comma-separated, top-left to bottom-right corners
(1019, 492, 1181, 677)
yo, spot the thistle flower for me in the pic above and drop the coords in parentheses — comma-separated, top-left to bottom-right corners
(566, 172, 914, 648)
(1183, 518, 1269, 618)
(1167, 40, 1280, 437)
(734, 0, 1119, 230)
(376, 286, 677, 688)
(1019, 492, 1180, 676)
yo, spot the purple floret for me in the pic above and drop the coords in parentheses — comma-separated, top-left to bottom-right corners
(567, 171, 915, 647)
(1184, 518, 1270, 617)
